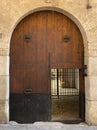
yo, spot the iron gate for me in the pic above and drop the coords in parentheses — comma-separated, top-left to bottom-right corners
(51, 69, 79, 97)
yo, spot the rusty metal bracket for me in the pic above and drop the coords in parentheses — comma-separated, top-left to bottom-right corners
(84, 65, 87, 76)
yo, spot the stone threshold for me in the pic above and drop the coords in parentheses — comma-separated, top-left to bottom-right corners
(0, 121, 96, 130)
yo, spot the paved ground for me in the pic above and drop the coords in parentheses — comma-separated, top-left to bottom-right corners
(0, 122, 97, 130)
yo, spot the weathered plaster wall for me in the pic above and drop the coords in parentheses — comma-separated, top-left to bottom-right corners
(0, 0, 97, 125)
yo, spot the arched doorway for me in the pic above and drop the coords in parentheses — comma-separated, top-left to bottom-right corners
(10, 10, 85, 123)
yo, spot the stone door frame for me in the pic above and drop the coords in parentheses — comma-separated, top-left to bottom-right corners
(8, 7, 87, 123)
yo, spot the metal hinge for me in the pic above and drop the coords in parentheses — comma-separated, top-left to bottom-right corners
(84, 65, 87, 76)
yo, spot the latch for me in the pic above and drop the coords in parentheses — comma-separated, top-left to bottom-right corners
(24, 34, 31, 42)
(24, 88, 32, 94)
(62, 35, 71, 42)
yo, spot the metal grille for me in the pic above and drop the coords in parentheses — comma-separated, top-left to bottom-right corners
(51, 69, 79, 96)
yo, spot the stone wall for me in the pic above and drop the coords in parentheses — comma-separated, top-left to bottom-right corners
(0, 0, 97, 125)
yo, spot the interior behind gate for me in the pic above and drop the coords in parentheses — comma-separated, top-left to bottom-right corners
(51, 68, 80, 121)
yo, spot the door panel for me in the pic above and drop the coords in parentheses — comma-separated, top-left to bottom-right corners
(24, 94, 51, 123)
(10, 68, 24, 93)
(47, 12, 83, 68)
(23, 66, 49, 93)
(10, 94, 25, 122)
(10, 11, 50, 122)
(10, 11, 84, 123)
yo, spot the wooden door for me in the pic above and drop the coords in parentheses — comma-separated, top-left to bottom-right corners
(10, 11, 84, 123)
(10, 12, 51, 123)
(46, 11, 84, 121)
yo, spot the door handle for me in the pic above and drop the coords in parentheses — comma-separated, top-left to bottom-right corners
(24, 88, 32, 94)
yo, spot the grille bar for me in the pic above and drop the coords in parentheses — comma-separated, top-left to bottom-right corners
(51, 69, 79, 96)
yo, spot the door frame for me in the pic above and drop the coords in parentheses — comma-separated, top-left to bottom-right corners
(9, 8, 85, 123)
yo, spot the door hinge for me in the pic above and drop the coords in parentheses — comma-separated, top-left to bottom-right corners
(84, 65, 87, 77)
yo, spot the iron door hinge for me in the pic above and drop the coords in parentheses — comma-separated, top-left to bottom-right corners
(84, 65, 87, 77)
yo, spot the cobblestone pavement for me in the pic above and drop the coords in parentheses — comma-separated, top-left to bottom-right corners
(0, 122, 97, 130)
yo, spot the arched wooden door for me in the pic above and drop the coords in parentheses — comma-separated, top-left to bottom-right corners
(10, 11, 85, 123)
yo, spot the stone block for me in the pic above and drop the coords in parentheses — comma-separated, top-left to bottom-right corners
(86, 100, 97, 125)
(88, 50, 97, 57)
(88, 42, 97, 50)
(0, 56, 9, 76)
(0, 76, 9, 100)
(88, 57, 97, 76)
(0, 100, 9, 123)
(85, 76, 97, 101)
(0, 49, 9, 56)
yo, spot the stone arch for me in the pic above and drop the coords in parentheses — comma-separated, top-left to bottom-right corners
(9, 6, 88, 123)
(9, 7, 88, 55)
